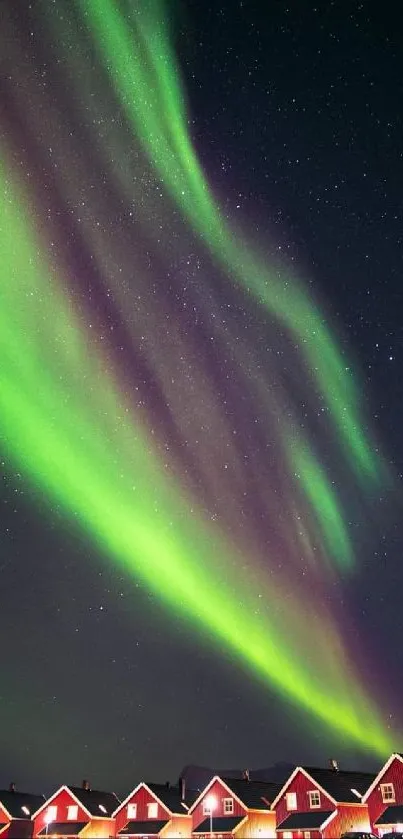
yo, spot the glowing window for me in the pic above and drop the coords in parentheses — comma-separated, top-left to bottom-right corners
(308, 790, 321, 808)
(223, 798, 234, 814)
(286, 792, 297, 810)
(304, 833, 311, 839)
(147, 802, 158, 818)
(127, 803, 137, 819)
(67, 805, 78, 821)
(380, 783, 395, 803)
(46, 805, 58, 822)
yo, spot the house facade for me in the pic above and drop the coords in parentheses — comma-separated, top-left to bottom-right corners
(272, 764, 374, 839)
(189, 775, 280, 838)
(363, 752, 403, 836)
(0, 786, 45, 838)
(32, 782, 119, 838)
(113, 781, 193, 837)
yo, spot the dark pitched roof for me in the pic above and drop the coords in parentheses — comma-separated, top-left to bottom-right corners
(375, 804, 403, 825)
(67, 786, 119, 817)
(222, 777, 281, 809)
(118, 820, 169, 835)
(302, 766, 375, 802)
(0, 790, 46, 819)
(147, 783, 195, 812)
(38, 823, 87, 837)
(193, 816, 245, 834)
(278, 810, 334, 830)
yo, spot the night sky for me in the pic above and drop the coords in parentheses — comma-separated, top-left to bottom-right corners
(0, 0, 402, 797)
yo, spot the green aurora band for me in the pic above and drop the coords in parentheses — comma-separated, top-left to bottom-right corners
(76, 0, 380, 486)
(0, 0, 397, 755)
(0, 151, 394, 757)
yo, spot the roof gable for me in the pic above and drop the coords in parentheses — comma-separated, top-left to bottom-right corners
(113, 782, 172, 818)
(188, 776, 247, 815)
(272, 767, 337, 809)
(32, 786, 91, 819)
(363, 753, 403, 802)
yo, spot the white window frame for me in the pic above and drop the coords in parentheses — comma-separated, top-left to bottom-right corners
(127, 802, 137, 819)
(203, 800, 213, 815)
(67, 804, 78, 821)
(46, 805, 58, 822)
(286, 792, 297, 811)
(308, 790, 321, 808)
(380, 782, 395, 803)
(283, 833, 293, 839)
(223, 798, 234, 814)
(304, 832, 311, 839)
(147, 801, 158, 819)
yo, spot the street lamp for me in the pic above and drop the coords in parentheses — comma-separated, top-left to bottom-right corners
(44, 812, 53, 837)
(205, 795, 217, 837)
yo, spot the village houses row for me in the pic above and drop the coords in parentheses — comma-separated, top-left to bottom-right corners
(2, 752, 403, 838)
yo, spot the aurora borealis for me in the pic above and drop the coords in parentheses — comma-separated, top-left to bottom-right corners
(0, 0, 402, 787)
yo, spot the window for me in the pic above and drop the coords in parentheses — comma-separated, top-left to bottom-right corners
(67, 805, 78, 821)
(147, 802, 158, 819)
(283, 833, 293, 839)
(308, 790, 321, 808)
(46, 805, 58, 822)
(380, 783, 395, 803)
(127, 803, 137, 819)
(286, 792, 297, 811)
(303, 833, 311, 839)
(203, 800, 212, 815)
(223, 798, 234, 814)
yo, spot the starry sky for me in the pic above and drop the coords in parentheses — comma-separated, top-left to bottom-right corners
(0, 0, 402, 796)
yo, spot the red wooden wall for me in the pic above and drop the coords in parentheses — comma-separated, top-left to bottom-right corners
(114, 785, 170, 834)
(191, 779, 246, 829)
(366, 755, 403, 832)
(275, 771, 334, 827)
(33, 788, 90, 837)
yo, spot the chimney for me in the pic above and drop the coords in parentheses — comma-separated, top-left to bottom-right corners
(242, 769, 250, 782)
(329, 759, 339, 772)
(180, 777, 186, 801)
(9, 783, 16, 793)
(82, 779, 91, 791)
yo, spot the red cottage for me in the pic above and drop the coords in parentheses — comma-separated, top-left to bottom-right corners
(32, 780, 119, 838)
(113, 781, 194, 837)
(272, 762, 374, 839)
(0, 785, 45, 838)
(189, 774, 281, 838)
(362, 752, 403, 836)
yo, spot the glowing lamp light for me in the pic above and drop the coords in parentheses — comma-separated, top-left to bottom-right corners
(205, 795, 217, 813)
